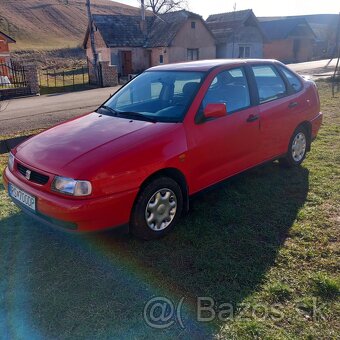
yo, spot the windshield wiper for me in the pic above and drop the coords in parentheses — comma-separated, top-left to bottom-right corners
(97, 105, 119, 116)
(118, 111, 157, 123)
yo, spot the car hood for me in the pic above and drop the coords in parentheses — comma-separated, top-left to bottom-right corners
(15, 112, 157, 174)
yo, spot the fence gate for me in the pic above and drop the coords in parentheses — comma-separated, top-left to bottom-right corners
(0, 62, 30, 99)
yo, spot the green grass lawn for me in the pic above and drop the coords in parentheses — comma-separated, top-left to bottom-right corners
(0, 82, 339, 339)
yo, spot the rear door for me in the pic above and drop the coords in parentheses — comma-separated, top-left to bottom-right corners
(250, 64, 306, 160)
(251, 64, 289, 161)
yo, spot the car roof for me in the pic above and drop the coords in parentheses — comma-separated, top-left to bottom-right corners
(147, 59, 281, 72)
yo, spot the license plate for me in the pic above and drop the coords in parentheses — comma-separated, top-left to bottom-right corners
(9, 183, 36, 212)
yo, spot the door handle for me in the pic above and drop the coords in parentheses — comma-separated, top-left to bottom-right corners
(246, 114, 259, 122)
(288, 101, 299, 108)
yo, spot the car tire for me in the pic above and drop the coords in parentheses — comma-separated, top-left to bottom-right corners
(280, 126, 308, 167)
(130, 177, 183, 240)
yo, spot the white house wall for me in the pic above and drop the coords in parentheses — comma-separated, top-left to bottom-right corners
(218, 25, 263, 58)
(168, 19, 216, 62)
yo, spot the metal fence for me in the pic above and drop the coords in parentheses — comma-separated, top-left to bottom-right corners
(38, 67, 89, 89)
(0, 62, 28, 89)
(0, 61, 30, 99)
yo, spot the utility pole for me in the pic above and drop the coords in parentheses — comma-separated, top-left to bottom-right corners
(86, 0, 99, 84)
(140, 0, 147, 37)
(232, 3, 236, 58)
(141, 0, 145, 21)
(327, 12, 340, 66)
(331, 12, 340, 96)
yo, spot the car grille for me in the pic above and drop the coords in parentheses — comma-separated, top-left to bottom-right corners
(17, 163, 49, 185)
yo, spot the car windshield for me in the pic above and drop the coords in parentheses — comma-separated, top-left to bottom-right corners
(100, 71, 205, 123)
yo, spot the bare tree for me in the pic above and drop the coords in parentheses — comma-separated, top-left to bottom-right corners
(140, 0, 188, 14)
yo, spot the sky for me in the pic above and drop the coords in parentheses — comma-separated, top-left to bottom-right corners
(112, 0, 339, 18)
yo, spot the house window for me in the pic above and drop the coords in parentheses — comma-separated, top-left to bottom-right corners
(238, 46, 251, 58)
(191, 21, 196, 29)
(110, 52, 119, 67)
(159, 55, 164, 64)
(187, 49, 199, 61)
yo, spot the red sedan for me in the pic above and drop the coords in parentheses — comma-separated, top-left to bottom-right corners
(3, 60, 322, 239)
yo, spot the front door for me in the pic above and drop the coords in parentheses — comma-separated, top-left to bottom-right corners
(121, 51, 132, 76)
(185, 67, 261, 193)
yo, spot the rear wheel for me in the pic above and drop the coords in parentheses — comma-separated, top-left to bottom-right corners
(280, 126, 308, 167)
(131, 177, 183, 240)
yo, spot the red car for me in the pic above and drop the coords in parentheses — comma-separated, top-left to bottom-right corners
(3, 60, 322, 239)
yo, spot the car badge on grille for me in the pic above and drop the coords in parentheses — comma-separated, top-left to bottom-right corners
(25, 169, 31, 180)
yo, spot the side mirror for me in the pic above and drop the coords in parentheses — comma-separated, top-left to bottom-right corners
(203, 103, 227, 120)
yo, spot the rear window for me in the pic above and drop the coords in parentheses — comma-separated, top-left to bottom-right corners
(278, 65, 303, 92)
(252, 65, 287, 103)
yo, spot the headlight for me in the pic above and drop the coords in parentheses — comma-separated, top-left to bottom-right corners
(52, 176, 92, 196)
(8, 152, 14, 172)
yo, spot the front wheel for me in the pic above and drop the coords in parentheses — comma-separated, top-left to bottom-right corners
(280, 126, 308, 167)
(130, 177, 183, 240)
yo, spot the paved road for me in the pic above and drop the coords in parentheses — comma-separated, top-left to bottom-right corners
(0, 59, 337, 137)
(288, 58, 337, 77)
(0, 85, 121, 136)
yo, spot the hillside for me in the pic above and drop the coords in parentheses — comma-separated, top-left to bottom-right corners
(0, 0, 143, 50)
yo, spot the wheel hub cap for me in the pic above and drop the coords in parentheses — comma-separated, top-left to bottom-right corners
(292, 132, 306, 162)
(145, 188, 177, 231)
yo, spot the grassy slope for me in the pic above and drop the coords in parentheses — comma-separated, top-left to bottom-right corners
(0, 0, 142, 50)
(0, 82, 339, 338)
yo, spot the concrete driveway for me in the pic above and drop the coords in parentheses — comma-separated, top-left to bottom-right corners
(0, 85, 121, 136)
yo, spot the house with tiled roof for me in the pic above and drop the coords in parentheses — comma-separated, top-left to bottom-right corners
(259, 18, 316, 63)
(206, 9, 266, 59)
(83, 10, 216, 77)
(259, 14, 338, 60)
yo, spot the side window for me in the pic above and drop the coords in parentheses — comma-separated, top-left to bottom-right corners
(278, 65, 303, 92)
(202, 68, 250, 113)
(252, 65, 287, 103)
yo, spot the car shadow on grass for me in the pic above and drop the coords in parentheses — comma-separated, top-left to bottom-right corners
(0, 162, 309, 338)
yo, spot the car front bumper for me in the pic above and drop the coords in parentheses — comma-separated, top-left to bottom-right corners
(3, 166, 138, 232)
